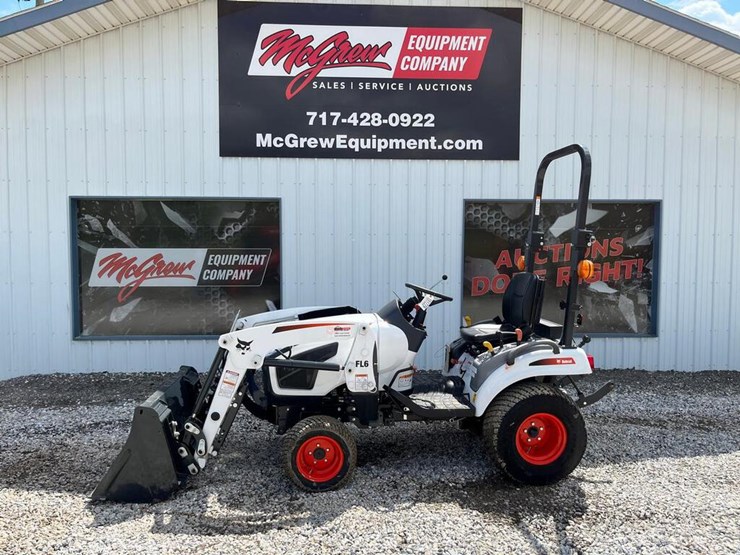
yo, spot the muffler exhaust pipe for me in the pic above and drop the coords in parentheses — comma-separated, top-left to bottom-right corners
(91, 366, 201, 503)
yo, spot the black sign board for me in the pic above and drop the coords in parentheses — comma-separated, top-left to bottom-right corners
(218, 1, 522, 160)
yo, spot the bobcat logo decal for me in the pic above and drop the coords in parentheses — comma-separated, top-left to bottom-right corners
(236, 339, 253, 352)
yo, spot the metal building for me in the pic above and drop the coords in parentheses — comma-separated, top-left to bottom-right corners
(1, 0, 739, 379)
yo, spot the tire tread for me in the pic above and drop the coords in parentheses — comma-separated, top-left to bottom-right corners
(482, 382, 584, 484)
(283, 415, 357, 492)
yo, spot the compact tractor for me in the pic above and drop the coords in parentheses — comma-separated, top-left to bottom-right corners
(93, 144, 613, 502)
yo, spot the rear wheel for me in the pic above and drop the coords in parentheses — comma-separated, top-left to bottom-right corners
(482, 382, 586, 485)
(283, 416, 357, 492)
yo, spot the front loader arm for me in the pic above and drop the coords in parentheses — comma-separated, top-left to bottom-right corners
(184, 316, 378, 470)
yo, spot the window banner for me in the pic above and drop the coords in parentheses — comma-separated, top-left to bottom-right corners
(73, 199, 281, 337)
(218, 1, 522, 160)
(463, 201, 659, 335)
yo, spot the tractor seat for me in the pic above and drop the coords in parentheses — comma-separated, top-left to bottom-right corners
(459, 323, 504, 343)
(461, 272, 545, 345)
(459, 322, 524, 345)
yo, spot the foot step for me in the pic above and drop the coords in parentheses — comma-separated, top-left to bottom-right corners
(409, 391, 471, 411)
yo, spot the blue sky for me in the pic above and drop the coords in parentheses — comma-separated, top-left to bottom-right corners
(0, 0, 38, 19)
(0, 0, 47, 17)
(655, 1, 740, 35)
(1, 0, 738, 36)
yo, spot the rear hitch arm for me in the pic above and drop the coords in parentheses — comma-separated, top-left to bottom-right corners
(566, 376, 615, 408)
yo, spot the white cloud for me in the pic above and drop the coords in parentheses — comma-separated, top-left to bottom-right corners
(667, 1, 740, 35)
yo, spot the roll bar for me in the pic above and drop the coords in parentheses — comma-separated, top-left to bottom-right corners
(523, 144, 592, 348)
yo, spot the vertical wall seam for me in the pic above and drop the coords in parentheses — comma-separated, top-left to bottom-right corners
(61, 45, 71, 367)
(101, 34, 108, 200)
(198, 1, 205, 196)
(178, 6, 186, 196)
(120, 26, 127, 196)
(709, 76, 720, 369)
(608, 34, 616, 201)
(42, 52, 51, 371)
(139, 20, 146, 197)
(553, 12, 561, 165)
(4, 63, 14, 374)
(159, 11, 166, 195)
(658, 53, 669, 366)
(639, 47, 651, 366)
(678, 62, 689, 369)
(691, 71, 704, 370)
(726, 83, 739, 369)
(571, 18, 580, 198)
(22, 58, 31, 374)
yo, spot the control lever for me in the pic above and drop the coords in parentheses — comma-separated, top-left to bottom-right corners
(428, 274, 448, 291)
(577, 335, 591, 348)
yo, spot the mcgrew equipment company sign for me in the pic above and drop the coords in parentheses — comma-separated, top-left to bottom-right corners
(89, 248, 272, 303)
(218, 2, 522, 160)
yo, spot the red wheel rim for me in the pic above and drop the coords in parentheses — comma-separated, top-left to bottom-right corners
(515, 413, 568, 465)
(295, 435, 344, 483)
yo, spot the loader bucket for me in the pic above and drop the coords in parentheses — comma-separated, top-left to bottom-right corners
(91, 366, 201, 503)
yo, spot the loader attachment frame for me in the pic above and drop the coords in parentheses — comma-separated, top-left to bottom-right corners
(92, 316, 376, 502)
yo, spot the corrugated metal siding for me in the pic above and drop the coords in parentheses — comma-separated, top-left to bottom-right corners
(529, 0, 740, 82)
(3, 0, 739, 84)
(0, 0, 203, 65)
(1, 0, 738, 378)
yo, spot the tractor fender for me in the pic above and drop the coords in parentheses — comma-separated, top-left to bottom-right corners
(471, 347, 592, 417)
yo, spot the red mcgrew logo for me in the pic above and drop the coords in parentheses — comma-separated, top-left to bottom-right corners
(92, 250, 200, 303)
(248, 24, 492, 99)
(89, 248, 272, 303)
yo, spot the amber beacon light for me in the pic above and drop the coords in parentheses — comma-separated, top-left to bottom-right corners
(577, 259, 595, 280)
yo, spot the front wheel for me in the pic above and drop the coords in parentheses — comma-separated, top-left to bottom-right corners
(283, 416, 357, 492)
(482, 382, 587, 485)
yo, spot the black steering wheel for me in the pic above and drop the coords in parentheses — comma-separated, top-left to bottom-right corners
(404, 282, 453, 306)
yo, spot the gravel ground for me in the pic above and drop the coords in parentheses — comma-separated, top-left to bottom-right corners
(0, 369, 738, 554)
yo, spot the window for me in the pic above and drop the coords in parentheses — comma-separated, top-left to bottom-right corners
(71, 198, 281, 338)
(463, 201, 659, 335)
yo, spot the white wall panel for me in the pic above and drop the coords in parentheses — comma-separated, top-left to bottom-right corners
(1, 0, 739, 378)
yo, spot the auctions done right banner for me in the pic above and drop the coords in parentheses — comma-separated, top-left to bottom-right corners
(463, 201, 660, 335)
(218, 1, 522, 160)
